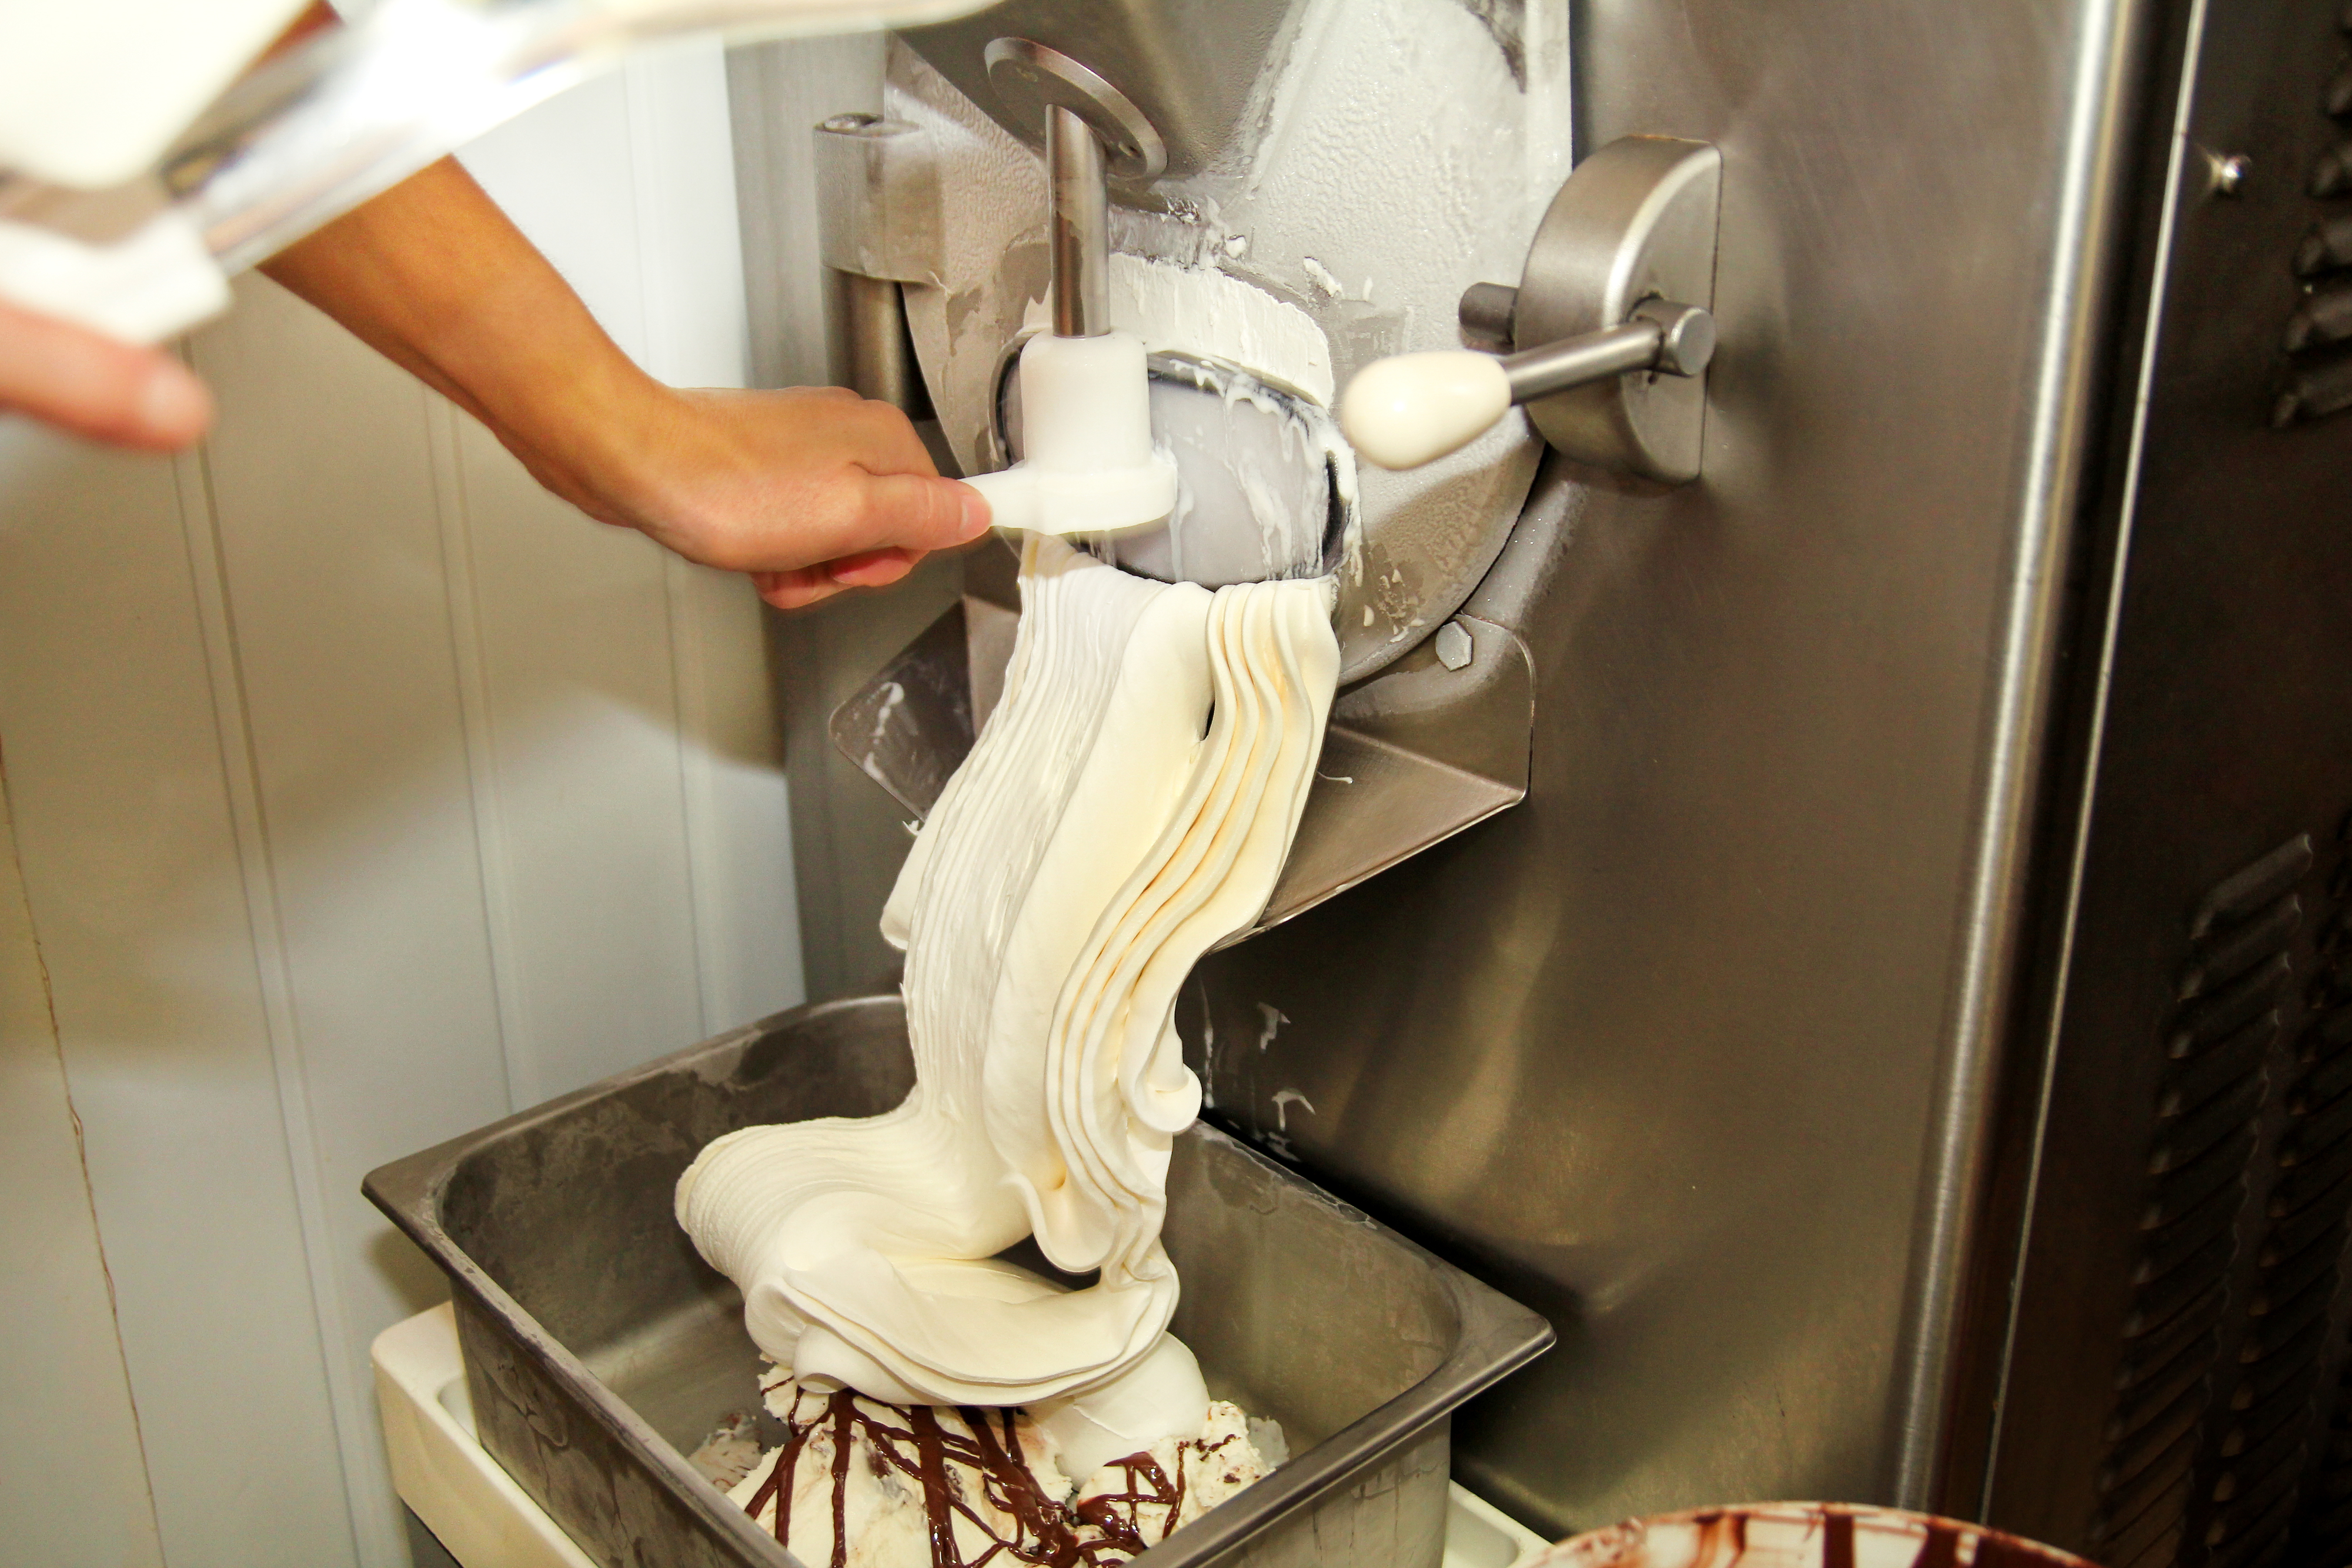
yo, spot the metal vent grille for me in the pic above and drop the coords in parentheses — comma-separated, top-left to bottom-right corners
(2271, 825, 2352, 1564)
(2292, 1343, 2352, 1559)
(2275, 9, 2352, 425)
(2092, 838, 2311, 1567)
(2184, 838, 2322, 1568)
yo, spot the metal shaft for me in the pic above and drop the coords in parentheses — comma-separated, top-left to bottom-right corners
(1502, 299, 1716, 404)
(1501, 321, 1663, 403)
(1046, 104, 1110, 337)
(825, 270, 922, 413)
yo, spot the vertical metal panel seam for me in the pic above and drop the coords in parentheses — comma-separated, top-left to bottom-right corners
(168, 430, 376, 1567)
(424, 397, 534, 1114)
(1890, 0, 2156, 1507)
(1973, 0, 2213, 1517)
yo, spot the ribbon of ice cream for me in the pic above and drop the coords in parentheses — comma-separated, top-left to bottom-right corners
(676, 531, 1339, 1486)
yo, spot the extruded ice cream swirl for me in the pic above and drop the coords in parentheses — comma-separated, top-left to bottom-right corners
(676, 534, 1337, 1459)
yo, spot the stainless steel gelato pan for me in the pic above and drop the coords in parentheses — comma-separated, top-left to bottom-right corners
(365, 995, 1553, 1568)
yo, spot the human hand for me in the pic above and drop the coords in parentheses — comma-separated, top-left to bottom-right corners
(0, 295, 213, 450)
(260, 159, 990, 609)
(509, 383, 990, 612)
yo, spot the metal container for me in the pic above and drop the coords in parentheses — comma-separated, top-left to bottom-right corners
(365, 996, 1553, 1568)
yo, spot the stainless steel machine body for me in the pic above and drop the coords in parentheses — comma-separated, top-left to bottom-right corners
(742, 0, 2352, 1562)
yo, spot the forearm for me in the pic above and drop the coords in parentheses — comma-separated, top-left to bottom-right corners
(259, 152, 984, 606)
(260, 158, 655, 519)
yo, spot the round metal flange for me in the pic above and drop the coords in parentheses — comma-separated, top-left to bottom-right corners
(983, 38, 1168, 182)
(1512, 137, 1721, 484)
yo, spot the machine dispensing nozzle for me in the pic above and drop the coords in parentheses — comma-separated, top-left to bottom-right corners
(960, 43, 1178, 538)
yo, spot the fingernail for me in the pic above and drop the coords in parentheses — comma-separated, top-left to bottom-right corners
(138, 362, 212, 446)
(958, 486, 991, 540)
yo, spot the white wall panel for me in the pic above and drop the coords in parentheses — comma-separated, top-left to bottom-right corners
(0, 426, 362, 1568)
(440, 414, 710, 1095)
(460, 40, 804, 1078)
(620, 44, 806, 1035)
(0, 35, 801, 1568)
(0, 771, 165, 1568)
(186, 273, 515, 1568)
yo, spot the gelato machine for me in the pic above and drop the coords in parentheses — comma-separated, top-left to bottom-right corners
(748, 1, 2352, 1566)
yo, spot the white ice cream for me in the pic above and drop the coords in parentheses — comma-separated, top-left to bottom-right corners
(677, 533, 1338, 1456)
(1068, 1396, 1273, 1551)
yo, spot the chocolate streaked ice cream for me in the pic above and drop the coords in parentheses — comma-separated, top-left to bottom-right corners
(726, 1369, 1278, 1568)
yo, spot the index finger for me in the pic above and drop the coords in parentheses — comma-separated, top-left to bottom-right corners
(0, 299, 213, 449)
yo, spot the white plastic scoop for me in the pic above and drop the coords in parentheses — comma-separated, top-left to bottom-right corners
(961, 95, 1180, 538)
(963, 330, 1179, 534)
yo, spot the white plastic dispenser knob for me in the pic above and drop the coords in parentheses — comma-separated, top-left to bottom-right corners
(964, 330, 1179, 536)
(1338, 350, 1512, 470)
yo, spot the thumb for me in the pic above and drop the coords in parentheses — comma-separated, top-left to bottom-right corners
(854, 472, 991, 553)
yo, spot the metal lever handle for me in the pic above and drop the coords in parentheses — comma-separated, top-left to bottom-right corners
(1341, 298, 1715, 471)
(1504, 299, 1715, 400)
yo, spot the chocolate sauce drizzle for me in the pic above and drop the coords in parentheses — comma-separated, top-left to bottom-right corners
(1068, 1435, 1241, 1563)
(1820, 1508, 2045, 1568)
(741, 1381, 1237, 1568)
(1821, 1510, 1855, 1568)
(1686, 1510, 1748, 1567)
(1909, 1521, 1959, 1568)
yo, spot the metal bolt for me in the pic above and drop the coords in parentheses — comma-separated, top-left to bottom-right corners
(2209, 151, 2252, 197)
(1434, 621, 1474, 671)
(1641, 300, 1718, 377)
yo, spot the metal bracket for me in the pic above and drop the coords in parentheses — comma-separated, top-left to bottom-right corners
(982, 38, 1167, 181)
(828, 541, 1532, 946)
(812, 113, 940, 285)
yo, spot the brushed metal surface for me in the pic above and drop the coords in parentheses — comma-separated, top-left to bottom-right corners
(900, 0, 1306, 180)
(1044, 103, 1111, 336)
(1191, 0, 2146, 1536)
(825, 270, 924, 409)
